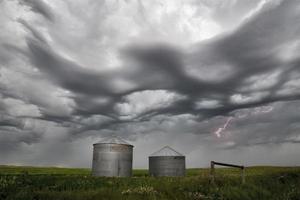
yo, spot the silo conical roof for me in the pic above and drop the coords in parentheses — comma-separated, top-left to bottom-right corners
(150, 146, 184, 157)
(94, 136, 132, 146)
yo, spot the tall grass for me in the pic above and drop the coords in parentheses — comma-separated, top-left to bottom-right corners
(0, 166, 299, 200)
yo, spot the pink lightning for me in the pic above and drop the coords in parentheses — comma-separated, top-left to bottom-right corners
(214, 117, 233, 138)
(213, 106, 274, 138)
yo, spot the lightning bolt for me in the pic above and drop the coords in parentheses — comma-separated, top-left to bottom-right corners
(214, 117, 233, 138)
(213, 106, 274, 138)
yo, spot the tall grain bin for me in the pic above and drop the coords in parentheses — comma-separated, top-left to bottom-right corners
(92, 137, 133, 177)
(149, 146, 185, 177)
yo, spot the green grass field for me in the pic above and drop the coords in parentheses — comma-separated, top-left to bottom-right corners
(0, 165, 299, 200)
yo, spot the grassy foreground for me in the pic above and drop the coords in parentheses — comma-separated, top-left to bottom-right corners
(0, 165, 299, 200)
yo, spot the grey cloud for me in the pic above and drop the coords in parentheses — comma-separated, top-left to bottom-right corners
(18, 0, 54, 21)
(0, 117, 45, 154)
(1, 0, 300, 167)
(27, 39, 111, 95)
(193, 0, 263, 29)
(0, 116, 23, 129)
(22, 0, 300, 133)
(18, 19, 47, 43)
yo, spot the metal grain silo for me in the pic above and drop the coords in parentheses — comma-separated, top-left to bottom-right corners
(92, 137, 133, 177)
(149, 146, 185, 177)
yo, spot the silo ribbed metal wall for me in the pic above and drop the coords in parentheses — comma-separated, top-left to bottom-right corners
(149, 156, 185, 177)
(92, 143, 133, 177)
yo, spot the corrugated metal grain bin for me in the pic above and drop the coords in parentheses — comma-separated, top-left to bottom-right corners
(149, 146, 185, 177)
(92, 137, 133, 177)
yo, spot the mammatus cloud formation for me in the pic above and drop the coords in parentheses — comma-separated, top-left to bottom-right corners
(0, 0, 300, 168)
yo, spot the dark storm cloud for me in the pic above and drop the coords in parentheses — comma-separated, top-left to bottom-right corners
(26, 39, 113, 96)
(18, 0, 54, 21)
(1, 0, 300, 167)
(0, 112, 45, 152)
(24, 38, 128, 121)
(125, 0, 300, 116)
(18, 19, 47, 43)
(0, 116, 23, 128)
(19, 0, 300, 134)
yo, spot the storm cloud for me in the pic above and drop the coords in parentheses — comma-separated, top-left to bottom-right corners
(0, 0, 300, 168)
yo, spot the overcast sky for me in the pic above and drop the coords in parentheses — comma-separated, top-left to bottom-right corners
(0, 0, 300, 169)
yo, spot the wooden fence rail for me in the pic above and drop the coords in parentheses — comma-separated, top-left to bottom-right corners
(210, 161, 245, 184)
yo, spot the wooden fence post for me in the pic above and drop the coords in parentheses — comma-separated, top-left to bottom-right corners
(210, 161, 215, 184)
(241, 167, 245, 184)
